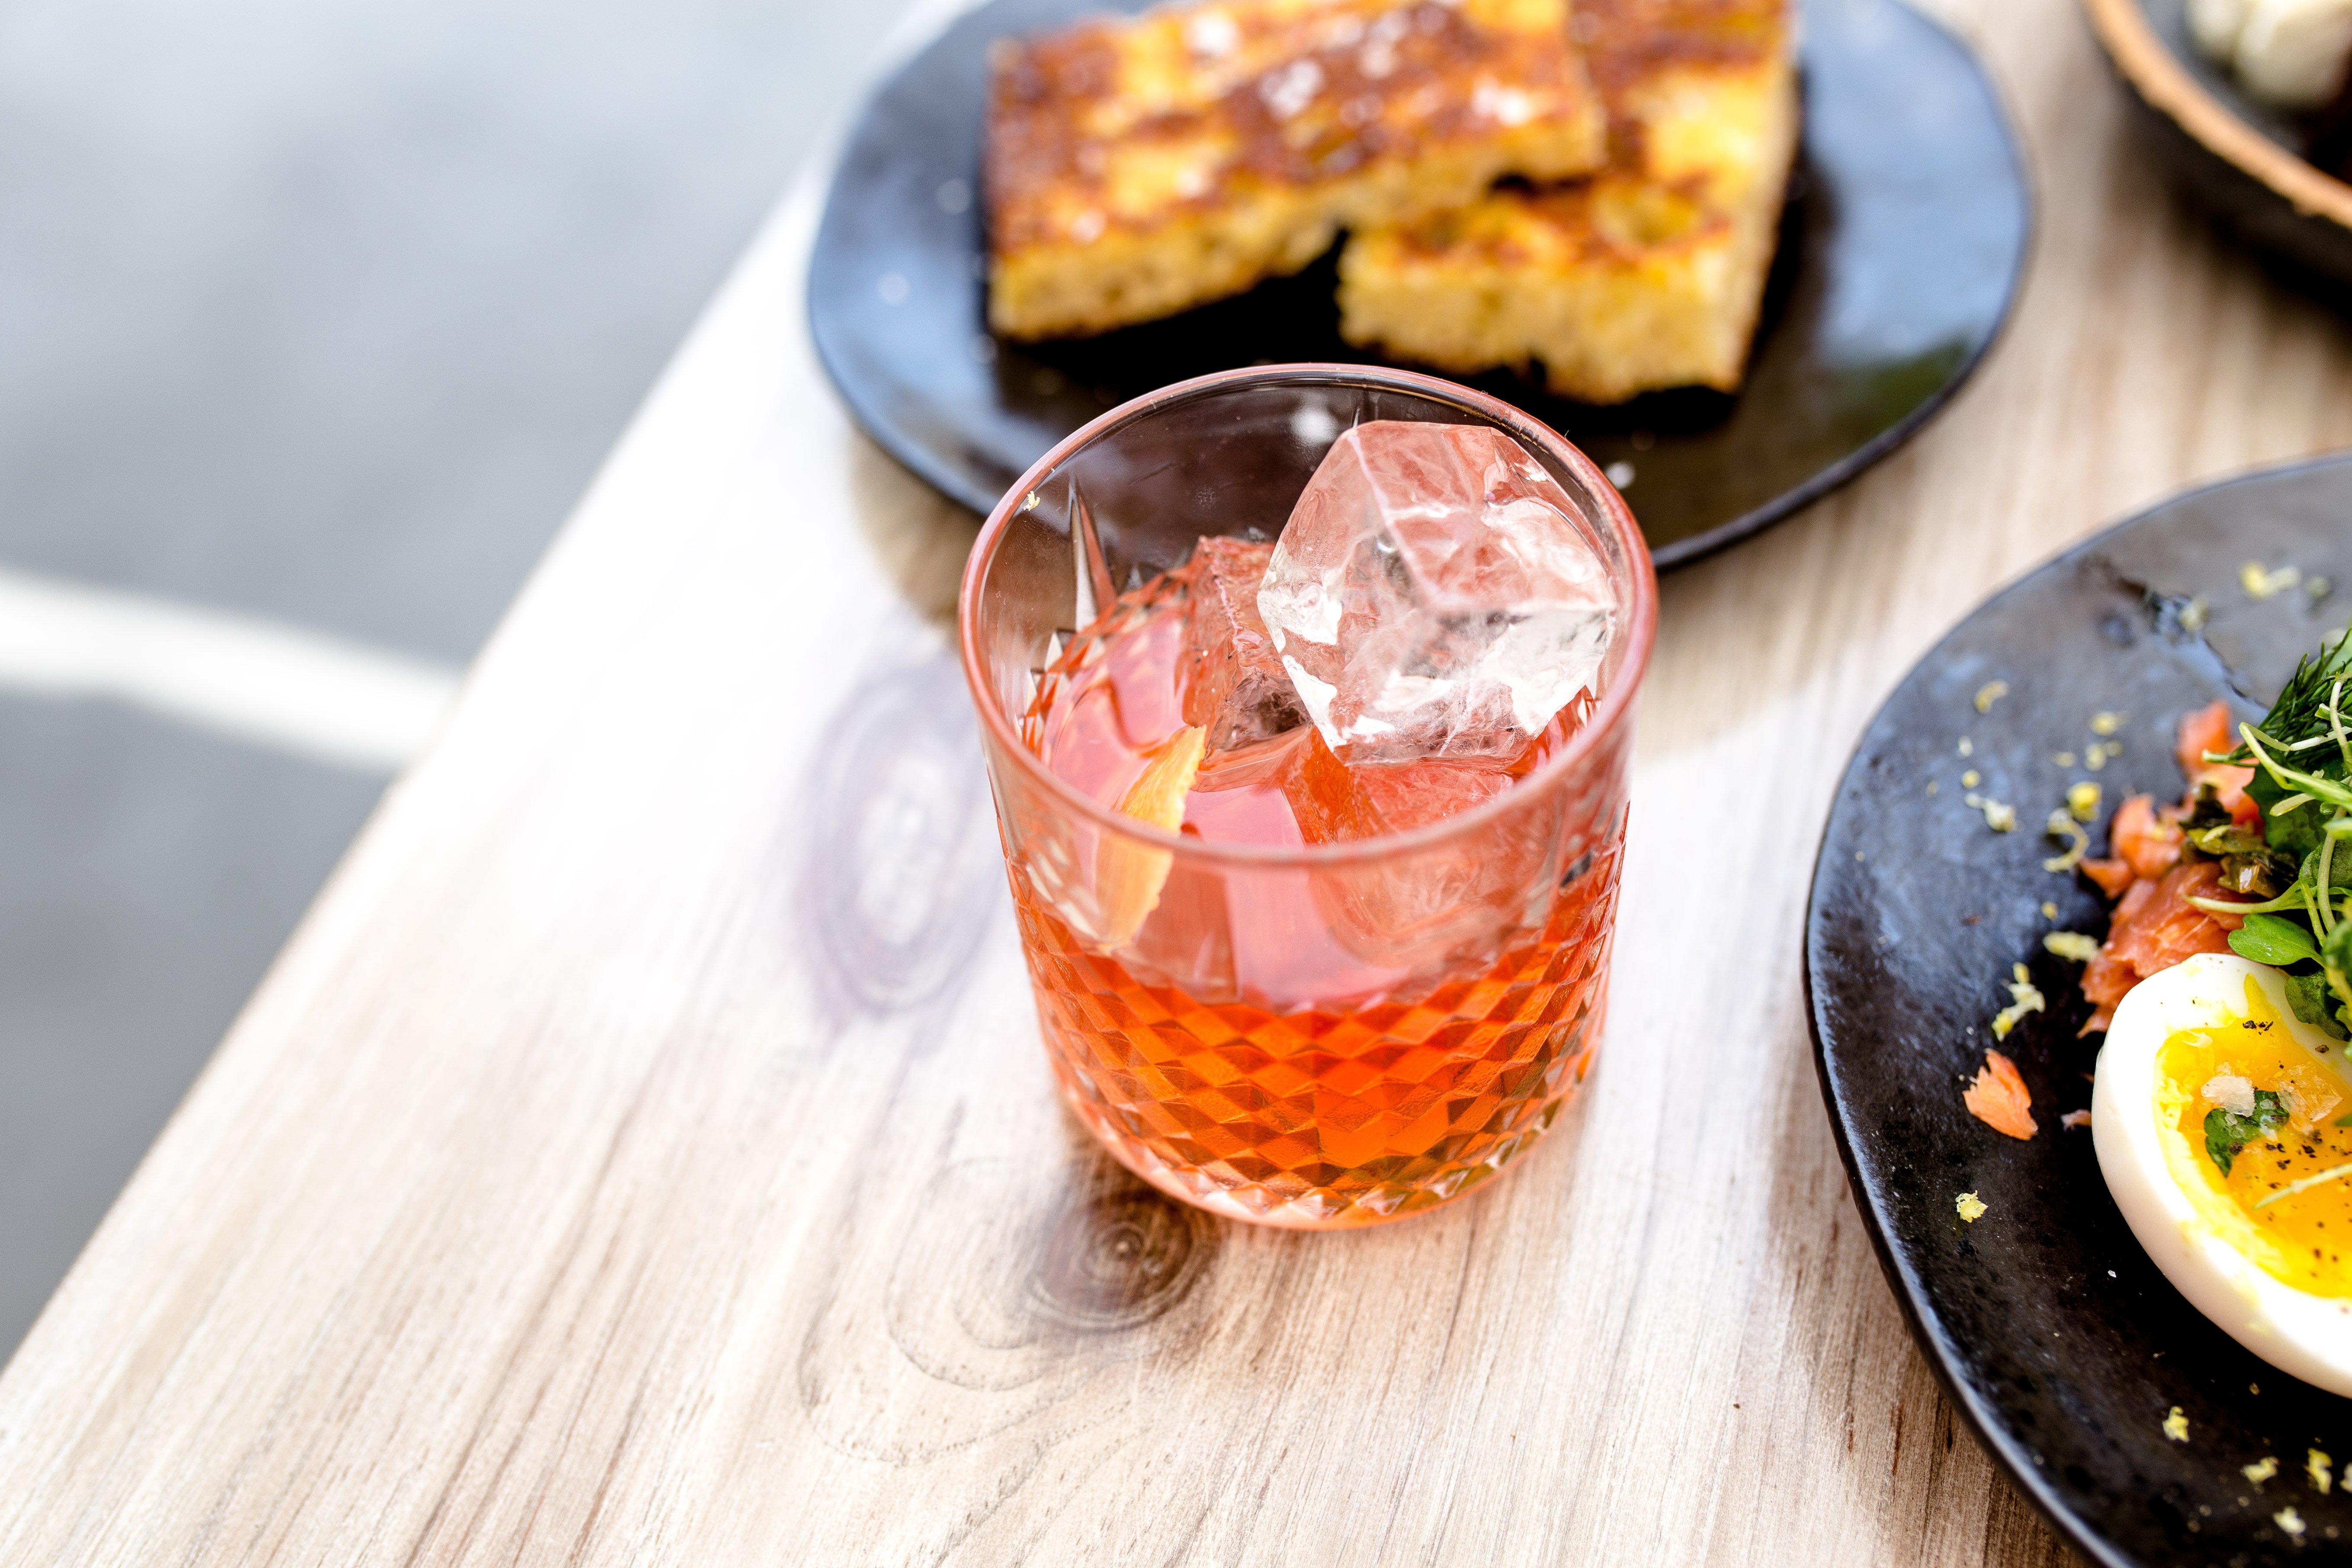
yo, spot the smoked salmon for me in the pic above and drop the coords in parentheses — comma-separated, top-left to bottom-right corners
(2079, 855, 2137, 900)
(2175, 698, 2259, 824)
(2075, 705, 2259, 1031)
(2109, 792, 2185, 882)
(1964, 1049, 2037, 1140)
(2080, 861, 2240, 1032)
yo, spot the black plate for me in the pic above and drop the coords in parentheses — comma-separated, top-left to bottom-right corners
(1807, 456, 2352, 1566)
(808, 0, 2031, 568)
(2086, 0, 2352, 293)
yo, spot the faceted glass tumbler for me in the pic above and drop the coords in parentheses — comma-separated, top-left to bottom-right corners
(959, 366, 1659, 1228)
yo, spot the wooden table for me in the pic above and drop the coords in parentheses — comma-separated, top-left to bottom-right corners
(4, 0, 2349, 1559)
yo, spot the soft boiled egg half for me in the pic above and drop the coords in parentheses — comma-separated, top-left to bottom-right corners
(2095, 951, 2352, 1395)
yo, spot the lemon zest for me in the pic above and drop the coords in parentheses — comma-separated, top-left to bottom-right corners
(2243, 561, 2301, 601)
(1992, 964, 2045, 1039)
(1964, 792, 2017, 831)
(2044, 811, 2088, 872)
(2044, 932, 2100, 962)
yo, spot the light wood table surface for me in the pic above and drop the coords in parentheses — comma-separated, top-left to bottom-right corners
(5, 0, 2350, 1560)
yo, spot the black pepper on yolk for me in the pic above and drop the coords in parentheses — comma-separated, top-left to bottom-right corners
(2157, 985, 2352, 1296)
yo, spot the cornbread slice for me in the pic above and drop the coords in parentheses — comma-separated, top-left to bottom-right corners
(986, 0, 1608, 340)
(1337, 0, 1797, 401)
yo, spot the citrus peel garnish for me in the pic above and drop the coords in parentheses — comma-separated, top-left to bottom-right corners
(1095, 725, 1206, 946)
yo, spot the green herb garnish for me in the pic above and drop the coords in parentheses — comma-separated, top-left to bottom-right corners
(2231, 912, 2324, 967)
(2188, 631, 2352, 1039)
(2207, 1090, 2289, 1177)
(2287, 972, 2351, 1041)
(2224, 632, 2352, 773)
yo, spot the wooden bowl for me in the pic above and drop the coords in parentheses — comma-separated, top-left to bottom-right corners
(2082, 0, 2352, 287)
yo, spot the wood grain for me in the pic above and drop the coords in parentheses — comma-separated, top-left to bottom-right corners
(3, 0, 2350, 1561)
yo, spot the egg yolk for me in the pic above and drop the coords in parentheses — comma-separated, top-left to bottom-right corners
(2156, 977, 2352, 1297)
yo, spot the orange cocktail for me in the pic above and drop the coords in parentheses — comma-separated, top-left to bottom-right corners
(960, 367, 1656, 1228)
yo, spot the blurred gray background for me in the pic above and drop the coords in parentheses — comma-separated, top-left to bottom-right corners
(0, 0, 922, 1359)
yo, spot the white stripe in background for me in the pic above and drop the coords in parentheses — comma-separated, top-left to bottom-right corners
(0, 564, 462, 772)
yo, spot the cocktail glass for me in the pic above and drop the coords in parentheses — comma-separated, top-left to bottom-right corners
(959, 366, 1657, 1228)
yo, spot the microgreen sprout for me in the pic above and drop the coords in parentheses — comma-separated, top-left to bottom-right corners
(2178, 633, 2352, 1038)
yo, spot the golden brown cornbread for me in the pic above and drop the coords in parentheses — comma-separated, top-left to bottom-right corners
(1337, 0, 1797, 401)
(985, 0, 1608, 340)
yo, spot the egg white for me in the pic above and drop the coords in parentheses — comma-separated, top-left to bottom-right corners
(2093, 951, 2352, 1397)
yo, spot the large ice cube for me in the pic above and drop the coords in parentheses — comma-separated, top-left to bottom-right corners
(1272, 727, 1559, 969)
(1256, 421, 1615, 764)
(1178, 535, 1309, 753)
(1277, 728, 1515, 842)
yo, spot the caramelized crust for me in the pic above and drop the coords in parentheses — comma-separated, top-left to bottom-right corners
(1338, 0, 1796, 401)
(1576, 0, 1784, 98)
(986, 0, 1607, 339)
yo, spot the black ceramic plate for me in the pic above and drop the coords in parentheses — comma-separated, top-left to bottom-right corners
(1807, 455, 2352, 1567)
(809, 0, 2030, 568)
(2086, 0, 2352, 290)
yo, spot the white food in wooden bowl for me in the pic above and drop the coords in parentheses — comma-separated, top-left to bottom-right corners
(2190, 0, 2352, 111)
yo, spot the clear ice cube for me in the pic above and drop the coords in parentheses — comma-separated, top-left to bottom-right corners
(1179, 536, 1309, 754)
(1273, 727, 1556, 968)
(1278, 730, 1515, 842)
(1256, 421, 1615, 764)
